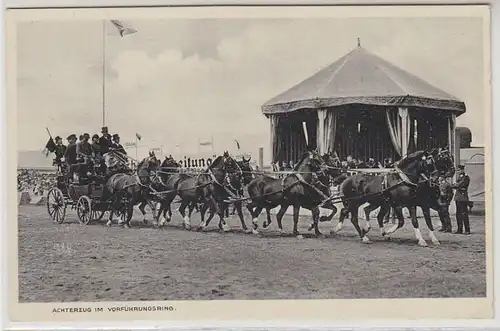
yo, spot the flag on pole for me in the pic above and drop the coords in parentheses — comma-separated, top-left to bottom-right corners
(234, 139, 240, 150)
(42, 137, 56, 157)
(136, 133, 142, 141)
(110, 20, 137, 37)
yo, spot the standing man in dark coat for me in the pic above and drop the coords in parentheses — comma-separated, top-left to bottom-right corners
(437, 176, 454, 233)
(452, 165, 471, 234)
(99, 126, 113, 155)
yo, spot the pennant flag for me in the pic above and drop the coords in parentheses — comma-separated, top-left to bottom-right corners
(110, 20, 137, 37)
(199, 141, 212, 146)
(42, 137, 56, 157)
(136, 133, 142, 141)
(234, 139, 240, 150)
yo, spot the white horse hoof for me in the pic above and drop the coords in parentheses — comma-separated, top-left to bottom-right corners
(106, 221, 112, 227)
(307, 223, 314, 231)
(362, 236, 372, 244)
(124, 224, 130, 229)
(252, 229, 259, 235)
(244, 229, 253, 234)
(432, 239, 441, 246)
(418, 240, 428, 247)
(296, 234, 304, 239)
(278, 228, 285, 235)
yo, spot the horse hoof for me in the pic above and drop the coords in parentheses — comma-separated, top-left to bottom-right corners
(362, 236, 372, 244)
(262, 222, 269, 229)
(296, 234, 303, 239)
(432, 240, 441, 246)
(184, 225, 192, 231)
(244, 228, 252, 234)
(251, 229, 259, 235)
(307, 224, 314, 231)
(418, 240, 428, 247)
(124, 224, 130, 229)
(106, 221, 112, 227)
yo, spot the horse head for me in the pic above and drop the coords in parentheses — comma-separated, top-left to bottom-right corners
(237, 158, 254, 185)
(396, 150, 439, 184)
(430, 147, 455, 178)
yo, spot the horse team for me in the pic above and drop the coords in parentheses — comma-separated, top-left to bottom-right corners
(103, 147, 456, 247)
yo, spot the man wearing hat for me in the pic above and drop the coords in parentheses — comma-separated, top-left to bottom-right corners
(91, 134, 104, 175)
(53, 136, 67, 172)
(99, 126, 113, 155)
(111, 134, 126, 155)
(76, 133, 92, 159)
(452, 165, 471, 234)
(64, 134, 78, 180)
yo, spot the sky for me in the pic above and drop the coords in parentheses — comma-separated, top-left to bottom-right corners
(16, 16, 486, 162)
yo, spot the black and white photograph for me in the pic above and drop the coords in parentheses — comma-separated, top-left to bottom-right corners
(6, 4, 493, 323)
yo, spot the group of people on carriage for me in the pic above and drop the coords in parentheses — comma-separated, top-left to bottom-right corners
(51, 126, 129, 183)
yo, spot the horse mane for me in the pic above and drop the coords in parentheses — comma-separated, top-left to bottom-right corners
(208, 156, 223, 170)
(397, 150, 426, 169)
(292, 152, 310, 171)
(136, 159, 146, 170)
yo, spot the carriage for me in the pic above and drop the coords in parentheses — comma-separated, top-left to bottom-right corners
(46, 155, 131, 225)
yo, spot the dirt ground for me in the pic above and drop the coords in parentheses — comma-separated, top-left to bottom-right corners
(18, 205, 486, 303)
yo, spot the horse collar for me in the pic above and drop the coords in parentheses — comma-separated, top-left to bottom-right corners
(394, 166, 418, 187)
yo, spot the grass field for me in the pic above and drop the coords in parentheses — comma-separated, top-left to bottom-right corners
(18, 205, 486, 302)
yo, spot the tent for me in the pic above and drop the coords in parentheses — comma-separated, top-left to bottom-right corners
(262, 43, 466, 165)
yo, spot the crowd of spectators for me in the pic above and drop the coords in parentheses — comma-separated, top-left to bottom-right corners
(274, 155, 394, 172)
(17, 169, 57, 196)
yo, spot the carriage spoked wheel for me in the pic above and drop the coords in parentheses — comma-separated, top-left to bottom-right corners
(76, 196, 93, 225)
(46, 188, 67, 224)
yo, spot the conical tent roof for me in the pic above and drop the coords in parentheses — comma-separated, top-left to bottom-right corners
(262, 45, 466, 115)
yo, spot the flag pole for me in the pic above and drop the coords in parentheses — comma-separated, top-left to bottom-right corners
(102, 20, 106, 127)
(45, 127, 52, 139)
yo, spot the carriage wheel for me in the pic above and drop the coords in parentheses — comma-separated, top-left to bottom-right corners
(76, 196, 93, 225)
(91, 210, 105, 222)
(46, 188, 66, 224)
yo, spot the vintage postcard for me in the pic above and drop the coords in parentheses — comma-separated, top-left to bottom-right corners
(5, 4, 492, 325)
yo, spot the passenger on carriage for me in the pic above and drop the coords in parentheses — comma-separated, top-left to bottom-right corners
(64, 134, 78, 181)
(99, 126, 113, 155)
(53, 136, 67, 171)
(110, 134, 126, 155)
(91, 134, 105, 176)
(75, 133, 93, 181)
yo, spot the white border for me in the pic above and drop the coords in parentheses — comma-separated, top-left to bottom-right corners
(1, 0, 498, 329)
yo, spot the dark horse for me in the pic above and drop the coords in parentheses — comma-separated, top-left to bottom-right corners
(245, 150, 327, 238)
(144, 155, 183, 227)
(332, 150, 444, 246)
(103, 152, 159, 228)
(352, 148, 455, 242)
(169, 151, 240, 231)
(215, 156, 255, 232)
